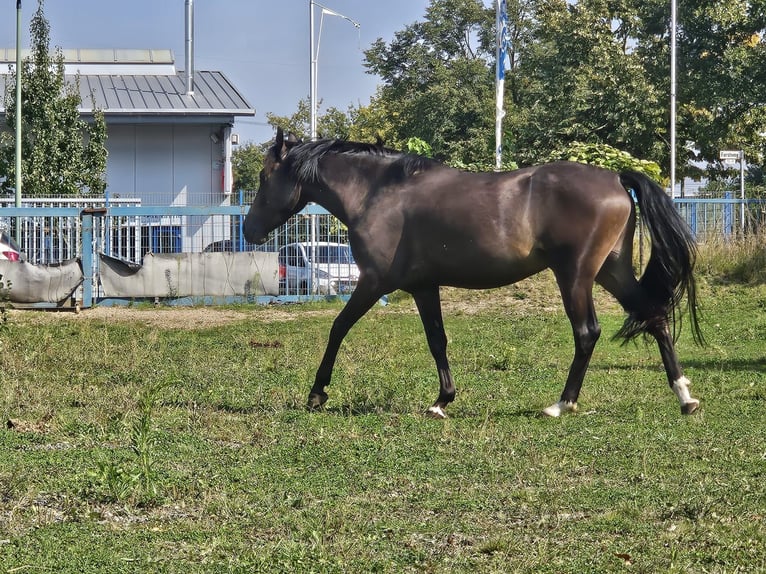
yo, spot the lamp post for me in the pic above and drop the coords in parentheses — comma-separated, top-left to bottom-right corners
(309, 1, 359, 141)
(15, 0, 22, 243)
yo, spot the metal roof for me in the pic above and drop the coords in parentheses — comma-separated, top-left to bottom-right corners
(0, 67, 255, 118)
(76, 71, 255, 116)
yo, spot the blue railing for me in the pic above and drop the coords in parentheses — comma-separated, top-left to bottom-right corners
(1, 195, 764, 308)
(672, 197, 766, 240)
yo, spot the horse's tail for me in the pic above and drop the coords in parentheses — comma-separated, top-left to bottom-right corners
(617, 171, 704, 345)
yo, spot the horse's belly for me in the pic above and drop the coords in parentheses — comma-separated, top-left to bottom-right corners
(431, 252, 547, 290)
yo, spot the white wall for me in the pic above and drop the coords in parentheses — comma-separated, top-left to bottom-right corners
(105, 123, 234, 252)
(105, 123, 229, 206)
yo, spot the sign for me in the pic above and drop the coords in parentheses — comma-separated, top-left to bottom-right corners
(719, 150, 742, 161)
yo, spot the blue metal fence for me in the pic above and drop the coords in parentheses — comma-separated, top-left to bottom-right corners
(673, 197, 766, 240)
(1, 194, 764, 308)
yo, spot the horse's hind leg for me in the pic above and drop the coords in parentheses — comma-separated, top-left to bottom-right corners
(596, 256, 699, 414)
(544, 271, 602, 417)
(411, 287, 455, 419)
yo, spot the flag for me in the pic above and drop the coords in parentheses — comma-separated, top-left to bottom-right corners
(496, 0, 511, 81)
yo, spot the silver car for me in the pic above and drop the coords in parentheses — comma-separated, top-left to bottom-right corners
(278, 242, 359, 295)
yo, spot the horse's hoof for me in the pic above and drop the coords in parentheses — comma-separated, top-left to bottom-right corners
(680, 399, 700, 415)
(307, 393, 328, 411)
(425, 405, 447, 419)
(542, 401, 577, 418)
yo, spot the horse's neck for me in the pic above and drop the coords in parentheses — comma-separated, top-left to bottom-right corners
(304, 183, 358, 226)
(307, 160, 374, 225)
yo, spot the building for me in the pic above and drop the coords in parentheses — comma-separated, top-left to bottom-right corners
(0, 47, 256, 254)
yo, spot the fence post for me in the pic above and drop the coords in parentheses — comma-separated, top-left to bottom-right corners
(81, 213, 94, 308)
(81, 207, 107, 308)
(723, 192, 732, 239)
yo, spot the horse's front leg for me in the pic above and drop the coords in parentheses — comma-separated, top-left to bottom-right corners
(307, 280, 383, 410)
(412, 288, 455, 419)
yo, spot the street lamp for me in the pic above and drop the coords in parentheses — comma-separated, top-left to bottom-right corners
(15, 0, 22, 244)
(309, 1, 360, 141)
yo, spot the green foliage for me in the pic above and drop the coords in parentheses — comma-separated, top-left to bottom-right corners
(0, 0, 107, 196)
(253, 0, 766, 182)
(510, 0, 665, 168)
(405, 137, 433, 157)
(232, 142, 268, 194)
(265, 97, 355, 141)
(364, 0, 496, 167)
(547, 141, 663, 181)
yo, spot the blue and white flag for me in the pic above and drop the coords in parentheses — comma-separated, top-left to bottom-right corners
(496, 0, 511, 81)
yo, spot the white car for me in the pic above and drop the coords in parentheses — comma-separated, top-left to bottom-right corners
(278, 242, 359, 295)
(0, 231, 21, 262)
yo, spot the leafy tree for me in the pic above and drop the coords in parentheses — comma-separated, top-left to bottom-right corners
(627, 0, 766, 177)
(364, 0, 497, 167)
(510, 0, 665, 167)
(347, 89, 400, 147)
(264, 97, 354, 141)
(0, 0, 107, 197)
(232, 142, 268, 194)
(234, 98, 364, 196)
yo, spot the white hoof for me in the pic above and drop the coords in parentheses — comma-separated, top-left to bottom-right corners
(672, 376, 699, 414)
(542, 401, 577, 418)
(426, 405, 447, 419)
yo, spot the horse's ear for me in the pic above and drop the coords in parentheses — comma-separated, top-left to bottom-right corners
(375, 134, 385, 148)
(286, 132, 301, 145)
(274, 127, 291, 160)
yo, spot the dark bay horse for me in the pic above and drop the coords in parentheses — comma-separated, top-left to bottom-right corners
(244, 128, 702, 418)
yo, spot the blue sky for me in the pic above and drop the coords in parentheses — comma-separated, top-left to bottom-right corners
(0, 0, 432, 144)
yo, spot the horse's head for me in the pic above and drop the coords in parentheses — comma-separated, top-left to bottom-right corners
(243, 127, 304, 245)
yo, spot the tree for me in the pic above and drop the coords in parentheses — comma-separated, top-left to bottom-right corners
(232, 142, 267, 195)
(364, 0, 497, 167)
(0, 0, 107, 197)
(233, 98, 361, 196)
(625, 0, 766, 178)
(264, 97, 354, 141)
(510, 0, 665, 167)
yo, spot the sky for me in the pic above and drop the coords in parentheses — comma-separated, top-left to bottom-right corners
(0, 0, 432, 144)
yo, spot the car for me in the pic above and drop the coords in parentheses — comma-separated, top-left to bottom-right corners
(278, 242, 359, 296)
(202, 239, 261, 253)
(0, 231, 21, 262)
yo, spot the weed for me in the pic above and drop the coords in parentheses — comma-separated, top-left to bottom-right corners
(0, 273, 11, 330)
(87, 380, 175, 505)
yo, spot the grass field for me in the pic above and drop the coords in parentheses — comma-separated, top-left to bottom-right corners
(0, 272, 764, 573)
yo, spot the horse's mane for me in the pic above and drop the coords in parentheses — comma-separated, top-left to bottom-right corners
(285, 139, 440, 184)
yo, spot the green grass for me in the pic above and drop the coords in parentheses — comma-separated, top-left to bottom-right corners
(0, 276, 764, 573)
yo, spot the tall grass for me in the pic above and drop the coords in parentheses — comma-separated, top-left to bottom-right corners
(696, 231, 766, 284)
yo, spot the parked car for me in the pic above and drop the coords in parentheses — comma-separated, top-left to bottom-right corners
(0, 231, 21, 262)
(202, 239, 261, 253)
(278, 242, 359, 295)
